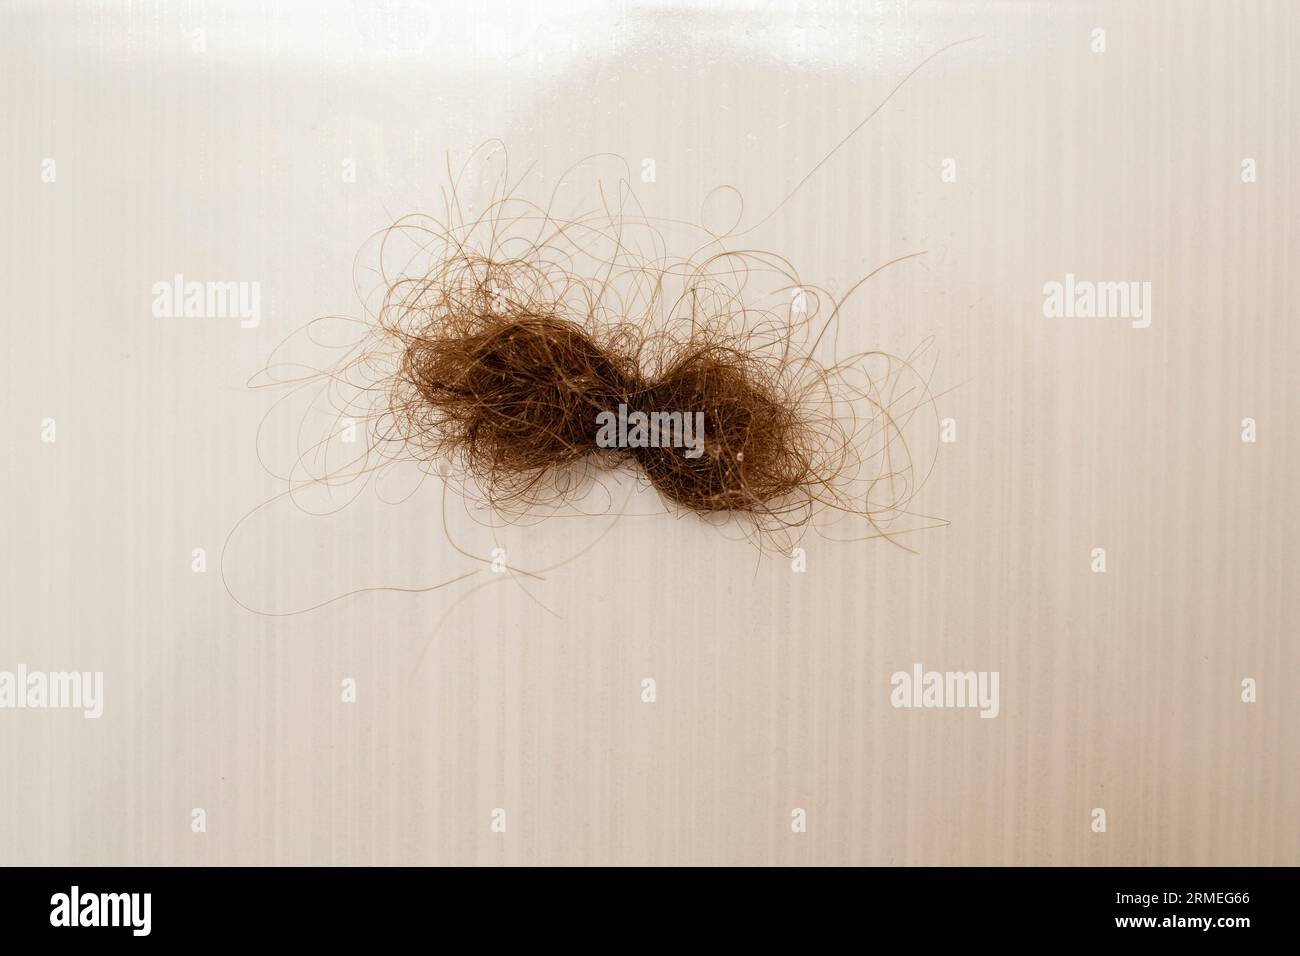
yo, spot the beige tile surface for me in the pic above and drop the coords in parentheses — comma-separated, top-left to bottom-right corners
(1, 0, 1296, 865)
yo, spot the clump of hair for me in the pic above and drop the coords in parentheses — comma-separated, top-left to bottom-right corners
(282, 149, 941, 546)
(394, 298, 822, 517)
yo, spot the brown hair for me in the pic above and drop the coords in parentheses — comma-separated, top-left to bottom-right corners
(344, 173, 942, 544)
